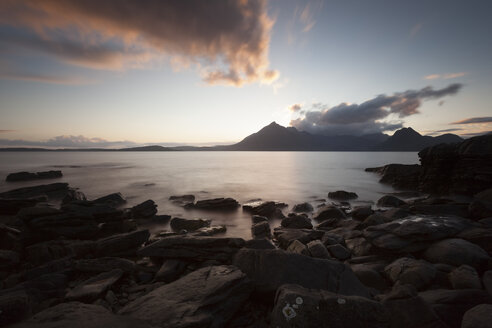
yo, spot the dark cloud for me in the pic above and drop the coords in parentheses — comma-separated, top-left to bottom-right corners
(451, 117, 492, 124)
(460, 131, 492, 137)
(290, 84, 463, 136)
(0, 0, 278, 86)
(425, 128, 463, 136)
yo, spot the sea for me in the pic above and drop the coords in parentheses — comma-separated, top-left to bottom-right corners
(0, 151, 418, 239)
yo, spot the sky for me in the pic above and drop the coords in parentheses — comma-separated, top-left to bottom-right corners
(0, 0, 491, 148)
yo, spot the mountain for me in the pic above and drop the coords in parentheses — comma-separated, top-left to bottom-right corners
(376, 127, 463, 151)
(223, 122, 387, 151)
(119, 145, 174, 151)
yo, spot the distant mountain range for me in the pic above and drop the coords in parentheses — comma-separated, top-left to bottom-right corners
(0, 122, 463, 152)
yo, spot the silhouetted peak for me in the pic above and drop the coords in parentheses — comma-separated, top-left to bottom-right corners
(393, 127, 421, 138)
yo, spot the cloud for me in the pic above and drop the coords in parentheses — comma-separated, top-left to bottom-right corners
(290, 83, 463, 136)
(451, 117, 492, 124)
(0, 135, 138, 149)
(287, 1, 323, 44)
(299, 2, 320, 32)
(425, 128, 463, 136)
(288, 103, 302, 112)
(460, 131, 492, 137)
(0, 0, 278, 86)
(424, 72, 466, 80)
(0, 71, 94, 85)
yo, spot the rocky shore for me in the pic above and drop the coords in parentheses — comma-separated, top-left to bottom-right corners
(0, 134, 492, 327)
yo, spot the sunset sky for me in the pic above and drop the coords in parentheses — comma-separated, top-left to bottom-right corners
(1, 0, 491, 148)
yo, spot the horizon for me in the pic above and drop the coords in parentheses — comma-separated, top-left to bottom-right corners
(1, 1, 492, 148)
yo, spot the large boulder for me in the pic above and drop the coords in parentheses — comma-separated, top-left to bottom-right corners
(281, 213, 313, 229)
(232, 248, 370, 297)
(292, 202, 314, 213)
(461, 304, 492, 328)
(273, 228, 325, 249)
(242, 200, 286, 219)
(384, 257, 437, 291)
(313, 205, 346, 222)
(251, 221, 271, 239)
(365, 164, 422, 190)
(186, 197, 239, 211)
(138, 236, 245, 262)
(328, 190, 358, 201)
(271, 284, 388, 328)
(169, 217, 210, 232)
(130, 200, 157, 218)
(6, 170, 62, 182)
(119, 266, 251, 327)
(449, 265, 481, 289)
(423, 238, 490, 270)
(11, 302, 151, 328)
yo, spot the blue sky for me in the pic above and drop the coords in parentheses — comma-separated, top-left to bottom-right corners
(0, 0, 491, 147)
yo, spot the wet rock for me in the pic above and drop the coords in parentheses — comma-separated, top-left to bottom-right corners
(0, 182, 69, 200)
(365, 164, 422, 190)
(169, 194, 195, 206)
(154, 259, 186, 283)
(328, 190, 358, 201)
(119, 266, 251, 327)
(292, 202, 314, 213)
(192, 225, 227, 236)
(273, 228, 324, 249)
(271, 284, 388, 328)
(74, 257, 135, 274)
(186, 197, 239, 211)
(449, 265, 481, 289)
(243, 200, 286, 219)
(11, 301, 152, 328)
(351, 206, 374, 221)
(462, 304, 492, 328)
(423, 238, 490, 270)
(287, 240, 309, 256)
(313, 205, 346, 221)
(377, 195, 406, 207)
(130, 200, 157, 218)
(26, 240, 95, 266)
(307, 240, 330, 259)
(95, 230, 150, 257)
(281, 213, 313, 229)
(6, 170, 62, 182)
(66, 269, 123, 303)
(0, 250, 20, 270)
(251, 221, 271, 239)
(138, 236, 245, 262)
(364, 215, 473, 253)
(419, 289, 492, 328)
(383, 257, 437, 291)
(169, 217, 210, 232)
(327, 244, 351, 260)
(233, 248, 370, 297)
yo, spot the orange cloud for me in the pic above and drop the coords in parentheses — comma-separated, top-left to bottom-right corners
(424, 72, 466, 80)
(0, 0, 278, 86)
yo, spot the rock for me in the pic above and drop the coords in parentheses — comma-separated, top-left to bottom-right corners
(352, 267, 389, 292)
(327, 244, 351, 260)
(380, 284, 447, 328)
(11, 301, 152, 328)
(292, 202, 314, 213)
(423, 238, 490, 270)
(154, 259, 186, 283)
(483, 270, 492, 296)
(458, 227, 492, 254)
(251, 221, 271, 239)
(95, 230, 150, 257)
(130, 200, 157, 218)
(244, 239, 276, 249)
(61, 188, 87, 204)
(359, 213, 390, 228)
(169, 217, 210, 232)
(419, 289, 492, 328)
(232, 248, 370, 297)
(0, 289, 32, 326)
(92, 192, 126, 207)
(409, 203, 470, 218)
(307, 240, 330, 259)
(273, 228, 325, 249)
(469, 199, 492, 220)
(119, 266, 251, 327)
(6, 170, 62, 182)
(61, 202, 124, 222)
(281, 213, 313, 229)
(66, 269, 123, 303)
(384, 257, 437, 291)
(186, 197, 239, 211)
(313, 205, 346, 221)
(315, 217, 344, 230)
(99, 219, 137, 236)
(449, 265, 481, 289)
(0, 224, 20, 250)
(0, 198, 39, 215)
(345, 237, 373, 257)
(271, 284, 388, 328)
(351, 206, 374, 221)
(377, 195, 406, 207)
(365, 164, 422, 190)
(287, 240, 309, 256)
(462, 304, 492, 328)
(74, 257, 135, 274)
(328, 190, 358, 201)
(0, 182, 69, 200)
(192, 225, 227, 236)
(26, 240, 95, 266)
(251, 215, 268, 223)
(138, 236, 245, 262)
(24, 212, 100, 241)
(169, 194, 195, 206)
(364, 215, 473, 253)
(381, 207, 412, 220)
(243, 200, 286, 218)
(0, 250, 20, 270)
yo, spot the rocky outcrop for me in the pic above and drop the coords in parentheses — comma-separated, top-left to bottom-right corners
(365, 164, 422, 190)
(185, 197, 239, 211)
(243, 200, 287, 218)
(0, 183, 69, 200)
(6, 170, 62, 182)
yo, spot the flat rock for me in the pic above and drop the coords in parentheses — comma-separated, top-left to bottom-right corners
(169, 194, 195, 206)
(10, 302, 151, 328)
(25, 212, 99, 240)
(95, 230, 150, 257)
(74, 257, 135, 274)
(119, 265, 251, 328)
(186, 197, 239, 211)
(66, 269, 123, 302)
(92, 193, 126, 207)
(328, 190, 358, 201)
(462, 304, 492, 328)
(365, 164, 422, 190)
(232, 248, 370, 297)
(0, 182, 69, 200)
(271, 284, 388, 328)
(138, 236, 245, 262)
(170, 217, 210, 232)
(243, 200, 286, 218)
(423, 238, 490, 270)
(26, 239, 95, 266)
(6, 170, 62, 182)
(287, 239, 309, 256)
(192, 225, 227, 236)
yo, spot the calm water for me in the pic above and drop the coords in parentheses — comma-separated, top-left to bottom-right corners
(0, 152, 418, 238)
